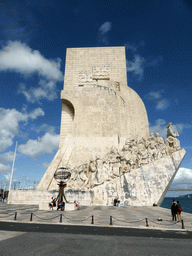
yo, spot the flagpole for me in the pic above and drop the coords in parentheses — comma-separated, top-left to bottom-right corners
(9, 141, 18, 192)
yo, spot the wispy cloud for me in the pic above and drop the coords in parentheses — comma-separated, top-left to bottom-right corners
(0, 107, 44, 152)
(30, 124, 56, 134)
(98, 22, 112, 44)
(174, 167, 192, 183)
(0, 41, 63, 81)
(156, 98, 170, 110)
(144, 56, 163, 68)
(145, 90, 163, 100)
(0, 151, 14, 164)
(125, 41, 163, 80)
(169, 168, 192, 192)
(125, 42, 145, 80)
(99, 22, 112, 34)
(18, 80, 58, 103)
(126, 55, 145, 80)
(145, 90, 169, 110)
(0, 151, 15, 175)
(18, 132, 59, 159)
(0, 163, 11, 174)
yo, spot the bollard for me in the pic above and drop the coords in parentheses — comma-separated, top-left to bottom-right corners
(110, 216, 113, 225)
(60, 214, 62, 223)
(91, 215, 94, 225)
(30, 213, 33, 221)
(145, 218, 149, 227)
(14, 212, 17, 221)
(182, 219, 185, 229)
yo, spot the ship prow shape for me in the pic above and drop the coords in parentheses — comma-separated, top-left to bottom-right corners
(88, 148, 186, 206)
(64, 132, 186, 206)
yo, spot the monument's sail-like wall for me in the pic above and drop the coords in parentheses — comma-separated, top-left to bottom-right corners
(37, 47, 149, 191)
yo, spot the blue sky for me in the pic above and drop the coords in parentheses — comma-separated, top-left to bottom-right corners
(0, 0, 192, 197)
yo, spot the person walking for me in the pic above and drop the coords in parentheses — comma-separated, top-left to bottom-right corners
(177, 201, 182, 222)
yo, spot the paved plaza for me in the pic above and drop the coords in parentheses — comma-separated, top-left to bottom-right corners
(1, 203, 192, 255)
(0, 202, 192, 231)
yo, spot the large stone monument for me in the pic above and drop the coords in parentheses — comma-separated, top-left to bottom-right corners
(8, 47, 185, 207)
(37, 46, 149, 191)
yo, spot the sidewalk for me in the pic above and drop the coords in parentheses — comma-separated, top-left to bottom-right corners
(0, 202, 192, 231)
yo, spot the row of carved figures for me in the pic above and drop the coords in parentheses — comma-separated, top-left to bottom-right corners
(66, 122, 181, 190)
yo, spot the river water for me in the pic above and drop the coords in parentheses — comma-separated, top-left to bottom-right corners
(161, 197, 192, 214)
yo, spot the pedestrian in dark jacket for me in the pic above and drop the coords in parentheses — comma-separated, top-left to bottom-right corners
(171, 202, 178, 221)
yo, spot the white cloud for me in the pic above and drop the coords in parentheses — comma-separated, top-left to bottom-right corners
(170, 168, 192, 191)
(156, 98, 169, 110)
(0, 41, 63, 81)
(0, 152, 14, 164)
(3, 173, 17, 182)
(149, 119, 185, 139)
(28, 108, 45, 119)
(18, 79, 58, 103)
(145, 91, 163, 100)
(98, 22, 112, 44)
(99, 22, 112, 34)
(145, 90, 170, 111)
(0, 107, 44, 152)
(0, 163, 11, 173)
(18, 132, 59, 159)
(30, 124, 56, 134)
(127, 55, 145, 79)
(174, 168, 192, 182)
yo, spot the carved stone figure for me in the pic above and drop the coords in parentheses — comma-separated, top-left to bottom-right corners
(166, 122, 179, 138)
(165, 122, 180, 153)
(79, 163, 89, 188)
(137, 139, 148, 166)
(155, 133, 164, 144)
(88, 158, 97, 188)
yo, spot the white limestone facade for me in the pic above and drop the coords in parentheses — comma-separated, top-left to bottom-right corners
(37, 46, 149, 191)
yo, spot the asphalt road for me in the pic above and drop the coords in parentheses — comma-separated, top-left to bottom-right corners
(1, 231, 192, 256)
(1, 222, 192, 256)
(0, 221, 192, 239)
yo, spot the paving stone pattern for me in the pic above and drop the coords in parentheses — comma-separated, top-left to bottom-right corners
(0, 203, 192, 231)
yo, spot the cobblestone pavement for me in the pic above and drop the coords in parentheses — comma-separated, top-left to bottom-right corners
(0, 202, 192, 231)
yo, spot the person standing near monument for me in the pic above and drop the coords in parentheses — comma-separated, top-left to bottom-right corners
(74, 201, 80, 210)
(177, 201, 182, 222)
(171, 200, 178, 221)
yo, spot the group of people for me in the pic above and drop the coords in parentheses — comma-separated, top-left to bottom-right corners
(49, 197, 65, 211)
(171, 200, 182, 222)
(49, 197, 80, 211)
(114, 198, 120, 207)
